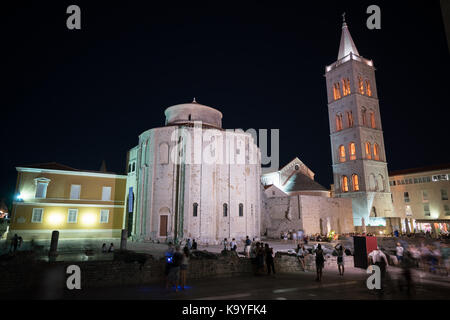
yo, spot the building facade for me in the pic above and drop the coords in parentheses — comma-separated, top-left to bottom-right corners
(389, 164, 450, 235)
(325, 18, 397, 233)
(9, 163, 127, 240)
(261, 158, 354, 238)
(125, 100, 262, 244)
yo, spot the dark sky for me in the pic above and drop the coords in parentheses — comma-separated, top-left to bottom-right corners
(1, 1, 449, 206)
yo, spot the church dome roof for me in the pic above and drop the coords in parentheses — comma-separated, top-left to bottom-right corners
(164, 99, 223, 128)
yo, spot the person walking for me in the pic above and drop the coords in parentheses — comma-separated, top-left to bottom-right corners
(168, 245, 183, 292)
(244, 236, 252, 258)
(180, 246, 190, 290)
(230, 238, 237, 251)
(396, 242, 404, 264)
(265, 243, 275, 276)
(256, 242, 265, 275)
(335, 243, 345, 276)
(223, 238, 228, 252)
(368, 246, 389, 294)
(314, 244, 325, 281)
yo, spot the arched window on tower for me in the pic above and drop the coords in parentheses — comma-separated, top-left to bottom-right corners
(365, 80, 372, 96)
(352, 174, 360, 191)
(341, 176, 349, 192)
(239, 203, 244, 217)
(349, 142, 356, 160)
(333, 82, 341, 100)
(339, 145, 346, 163)
(361, 107, 367, 126)
(370, 111, 376, 129)
(342, 78, 351, 96)
(193, 203, 198, 217)
(373, 143, 380, 161)
(336, 113, 343, 131)
(223, 203, 228, 217)
(347, 111, 354, 127)
(365, 142, 372, 159)
(358, 76, 364, 94)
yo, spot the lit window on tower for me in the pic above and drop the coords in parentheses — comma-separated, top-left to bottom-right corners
(365, 80, 372, 96)
(370, 111, 376, 128)
(342, 78, 351, 96)
(335, 114, 343, 131)
(365, 142, 372, 159)
(361, 107, 367, 126)
(347, 111, 354, 127)
(358, 76, 364, 94)
(373, 143, 380, 160)
(352, 174, 360, 191)
(333, 83, 341, 100)
(341, 176, 349, 192)
(339, 145, 346, 162)
(349, 142, 356, 160)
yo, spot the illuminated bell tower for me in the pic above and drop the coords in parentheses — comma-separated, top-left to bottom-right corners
(324, 16, 394, 232)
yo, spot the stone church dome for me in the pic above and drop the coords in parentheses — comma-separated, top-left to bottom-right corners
(164, 99, 223, 128)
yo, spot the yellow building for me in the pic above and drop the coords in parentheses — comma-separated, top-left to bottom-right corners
(9, 163, 127, 240)
(389, 164, 450, 235)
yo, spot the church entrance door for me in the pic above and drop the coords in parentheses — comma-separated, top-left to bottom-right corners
(160, 215, 168, 237)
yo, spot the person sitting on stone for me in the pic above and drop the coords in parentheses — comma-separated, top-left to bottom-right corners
(101, 243, 107, 253)
(108, 243, 114, 253)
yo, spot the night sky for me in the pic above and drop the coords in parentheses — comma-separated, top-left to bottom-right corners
(1, 1, 449, 207)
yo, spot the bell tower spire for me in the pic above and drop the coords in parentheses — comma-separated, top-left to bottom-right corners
(337, 15, 360, 60)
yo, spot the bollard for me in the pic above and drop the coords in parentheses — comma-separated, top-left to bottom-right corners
(120, 229, 127, 250)
(49, 230, 59, 257)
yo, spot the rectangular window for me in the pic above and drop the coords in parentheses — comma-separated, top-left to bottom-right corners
(35, 182, 48, 199)
(404, 192, 410, 203)
(424, 204, 430, 216)
(445, 205, 450, 216)
(102, 186, 112, 201)
(239, 204, 244, 217)
(70, 184, 81, 200)
(31, 208, 44, 223)
(413, 178, 418, 184)
(422, 190, 429, 202)
(441, 189, 449, 201)
(100, 209, 109, 223)
(68, 209, 78, 223)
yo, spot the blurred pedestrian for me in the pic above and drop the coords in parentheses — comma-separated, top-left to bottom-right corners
(314, 244, 325, 281)
(335, 243, 345, 276)
(396, 242, 404, 264)
(265, 243, 275, 276)
(180, 246, 190, 290)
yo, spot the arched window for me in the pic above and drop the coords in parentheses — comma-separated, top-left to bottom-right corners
(373, 143, 380, 161)
(193, 203, 198, 217)
(333, 82, 341, 100)
(342, 78, 351, 96)
(349, 142, 356, 160)
(361, 107, 367, 126)
(339, 145, 346, 162)
(132, 162, 135, 172)
(370, 111, 376, 129)
(352, 174, 360, 191)
(341, 176, 349, 192)
(365, 80, 372, 96)
(239, 203, 244, 217)
(347, 111, 354, 127)
(365, 142, 372, 159)
(358, 76, 364, 94)
(336, 113, 343, 131)
(377, 174, 385, 192)
(223, 203, 228, 217)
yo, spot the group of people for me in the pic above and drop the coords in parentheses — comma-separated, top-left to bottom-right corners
(164, 240, 197, 292)
(249, 240, 276, 276)
(101, 243, 115, 253)
(397, 241, 450, 275)
(222, 238, 237, 251)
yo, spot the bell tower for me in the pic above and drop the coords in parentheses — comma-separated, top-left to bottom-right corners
(324, 16, 395, 232)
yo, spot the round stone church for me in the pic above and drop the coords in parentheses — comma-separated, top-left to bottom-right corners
(125, 100, 261, 244)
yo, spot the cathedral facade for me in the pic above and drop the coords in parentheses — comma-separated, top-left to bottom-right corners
(125, 101, 262, 244)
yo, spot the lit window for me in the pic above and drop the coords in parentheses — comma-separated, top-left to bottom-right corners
(365, 142, 372, 159)
(100, 209, 109, 223)
(444, 205, 450, 216)
(370, 112, 376, 129)
(342, 78, 351, 96)
(35, 182, 48, 199)
(361, 107, 367, 126)
(339, 145, 346, 162)
(441, 189, 448, 201)
(373, 143, 380, 161)
(358, 76, 364, 94)
(341, 176, 349, 192)
(352, 174, 360, 191)
(70, 185, 81, 200)
(404, 192, 410, 203)
(347, 111, 354, 127)
(193, 203, 198, 217)
(365, 80, 372, 96)
(102, 186, 112, 201)
(349, 142, 356, 160)
(336, 114, 343, 131)
(239, 203, 244, 217)
(333, 82, 341, 100)
(424, 204, 430, 216)
(68, 209, 78, 223)
(31, 208, 44, 223)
